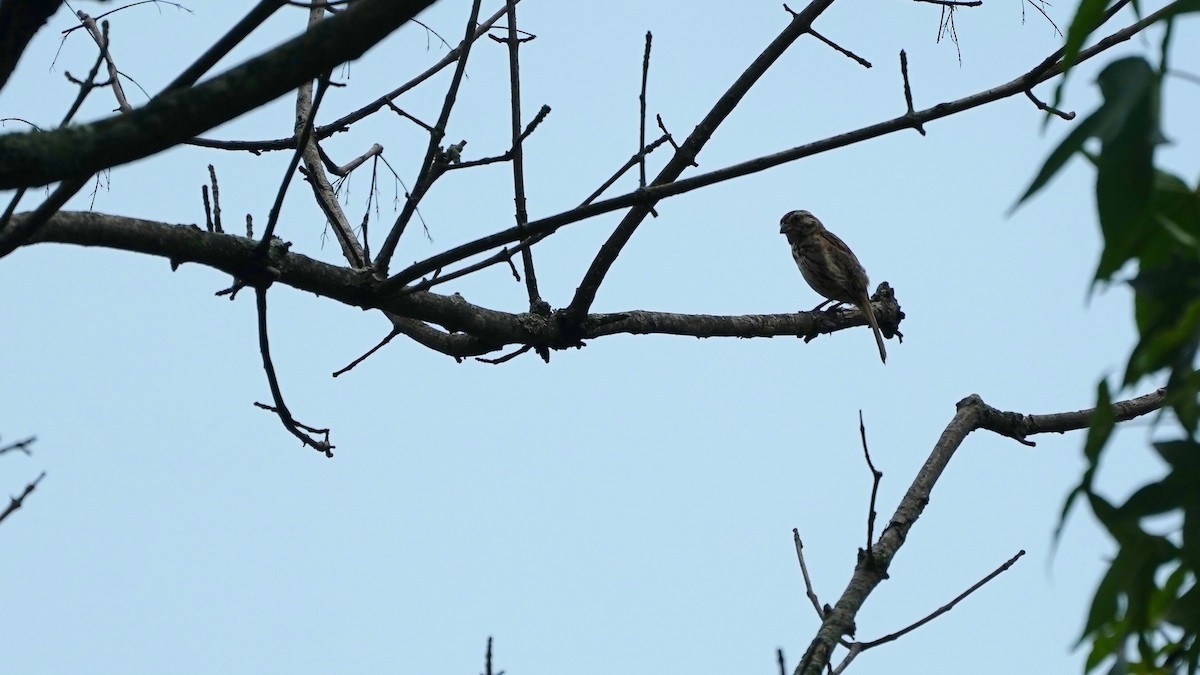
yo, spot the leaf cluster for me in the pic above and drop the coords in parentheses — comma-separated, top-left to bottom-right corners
(1019, 2, 1200, 672)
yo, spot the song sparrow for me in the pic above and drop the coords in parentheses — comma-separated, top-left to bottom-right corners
(780, 210, 887, 363)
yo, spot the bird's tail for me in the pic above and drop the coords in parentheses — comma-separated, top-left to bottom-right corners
(860, 297, 887, 364)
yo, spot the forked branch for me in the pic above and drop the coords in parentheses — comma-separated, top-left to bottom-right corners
(793, 389, 1166, 675)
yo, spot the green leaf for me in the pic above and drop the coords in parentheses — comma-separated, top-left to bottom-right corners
(1154, 439, 1200, 474)
(1086, 622, 1126, 673)
(1056, 381, 1115, 552)
(1015, 58, 1165, 270)
(1167, 369, 1200, 437)
(1136, 170, 1200, 272)
(1093, 57, 1164, 282)
(1014, 112, 1104, 210)
(1126, 282, 1200, 387)
(1151, 564, 1189, 626)
(1118, 479, 1179, 520)
(1168, 583, 1200, 634)
(1083, 539, 1126, 637)
(1053, 0, 1112, 113)
(1185, 498, 1200, 571)
(1085, 380, 1116, 468)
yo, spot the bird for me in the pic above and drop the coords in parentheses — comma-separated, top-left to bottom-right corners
(779, 209, 887, 363)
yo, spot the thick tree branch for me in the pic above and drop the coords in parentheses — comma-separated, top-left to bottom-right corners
(21, 212, 900, 353)
(295, 6, 366, 268)
(165, 0, 286, 93)
(0, 0, 439, 189)
(0, 0, 61, 95)
(794, 389, 1166, 675)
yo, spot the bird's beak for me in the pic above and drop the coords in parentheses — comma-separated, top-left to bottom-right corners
(778, 223, 788, 234)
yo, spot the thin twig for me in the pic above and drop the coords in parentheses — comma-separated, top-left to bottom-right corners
(0, 436, 36, 456)
(858, 411, 882, 567)
(384, 101, 434, 131)
(476, 344, 532, 364)
(899, 50, 925, 135)
(809, 30, 871, 68)
(253, 287, 333, 456)
(480, 636, 505, 675)
(858, 550, 1026, 649)
(638, 31, 652, 190)
(793, 529, 825, 619)
(1022, 0, 1062, 36)
(936, 5, 963, 64)
(202, 185, 213, 232)
(207, 164, 223, 233)
(361, 155, 380, 261)
(582, 134, 672, 206)
(76, 13, 132, 112)
(518, 104, 551, 142)
(1024, 88, 1076, 120)
(782, 7, 871, 68)
(445, 104, 552, 172)
(373, 0, 486, 274)
(332, 327, 402, 377)
(832, 644, 863, 675)
(188, 3, 518, 153)
(402, 244, 524, 294)
(318, 142, 384, 177)
(411, 17, 453, 50)
(654, 114, 692, 165)
(59, 32, 108, 125)
(396, 129, 669, 297)
(0, 472, 46, 526)
(255, 72, 333, 257)
(502, 0, 544, 313)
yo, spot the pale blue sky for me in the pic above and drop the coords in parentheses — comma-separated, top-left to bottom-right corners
(1, 2, 1196, 674)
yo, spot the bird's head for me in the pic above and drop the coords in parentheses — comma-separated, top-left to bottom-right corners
(779, 210, 824, 239)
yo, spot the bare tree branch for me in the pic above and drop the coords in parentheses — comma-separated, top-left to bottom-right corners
(0, 436, 36, 456)
(373, 0, 486, 273)
(22, 213, 902, 353)
(793, 529, 826, 620)
(378, 1, 1170, 294)
(0, 0, 440, 190)
(75, 13, 132, 112)
(0, 471, 46, 526)
(562, 0, 837, 322)
(856, 550, 1026, 650)
(254, 286, 334, 456)
(0, 0, 61, 95)
(188, 2, 520, 154)
(794, 390, 1166, 675)
(501, 0, 545, 315)
(295, 5, 366, 268)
